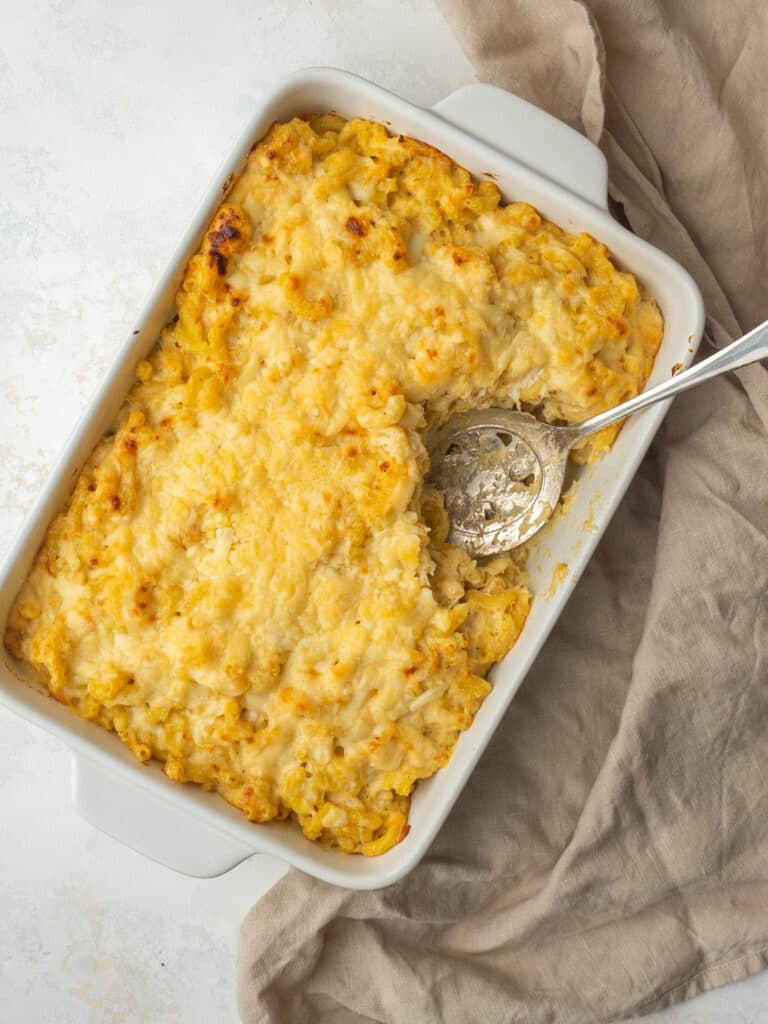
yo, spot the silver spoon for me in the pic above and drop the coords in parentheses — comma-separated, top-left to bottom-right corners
(426, 318, 768, 557)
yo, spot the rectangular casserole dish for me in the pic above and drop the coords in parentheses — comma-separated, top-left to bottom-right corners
(0, 67, 704, 890)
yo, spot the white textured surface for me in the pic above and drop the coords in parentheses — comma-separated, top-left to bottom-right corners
(0, 1, 765, 1021)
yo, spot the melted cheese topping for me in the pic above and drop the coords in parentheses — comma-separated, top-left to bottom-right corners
(5, 116, 662, 854)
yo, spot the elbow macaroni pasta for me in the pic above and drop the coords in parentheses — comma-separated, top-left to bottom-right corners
(5, 116, 662, 854)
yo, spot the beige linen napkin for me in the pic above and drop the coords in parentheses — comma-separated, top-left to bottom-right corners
(238, 2, 768, 1020)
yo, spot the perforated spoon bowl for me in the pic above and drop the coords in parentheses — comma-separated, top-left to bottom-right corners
(426, 318, 768, 557)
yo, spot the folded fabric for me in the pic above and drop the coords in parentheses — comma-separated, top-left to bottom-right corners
(238, 3, 768, 1020)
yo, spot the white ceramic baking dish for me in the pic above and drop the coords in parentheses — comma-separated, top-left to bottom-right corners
(0, 68, 704, 890)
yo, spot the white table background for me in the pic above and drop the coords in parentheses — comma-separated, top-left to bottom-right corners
(1, 2, 766, 1021)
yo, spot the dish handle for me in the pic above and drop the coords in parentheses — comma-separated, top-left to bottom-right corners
(431, 83, 608, 210)
(71, 756, 256, 877)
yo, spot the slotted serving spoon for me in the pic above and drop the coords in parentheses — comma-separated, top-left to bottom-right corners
(426, 318, 768, 557)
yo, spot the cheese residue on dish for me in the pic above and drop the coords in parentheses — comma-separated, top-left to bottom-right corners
(5, 116, 662, 854)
